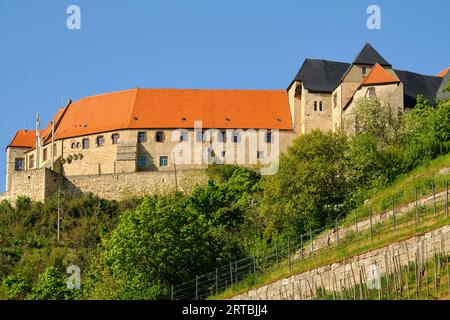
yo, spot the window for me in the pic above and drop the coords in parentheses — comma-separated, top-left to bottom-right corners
(257, 151, 264, 159)
(319, 101, 323, 112)
(221, 151, 226, 158)
(112, 133, 120, 144)
(196, 131, 204, 143)
(179, 131, 188, 142)
(159, 156, 168, 167)
(367, 87, 377, 97)
(53, 144, 57, 155)
(155, 131, 165, 143)
(96, 136, 105, 147)
(29, 155, 34, 169)
(265, 130, 273, 143)
(76, 142, 80, 148)
(137, 155, 147, 170)
(43, 148, 47, 161)
(232, 131, 240, 143)
(15, 158, 24, 171)
(218, 131, 226, 143)
(362, 67, 367, 76)
(82, 138, 90, 149)
(314, 101, 317, 112)
(137, 132, 146, 143)
(71, 142, 76, 149)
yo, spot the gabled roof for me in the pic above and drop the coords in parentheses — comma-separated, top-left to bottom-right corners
(51, 88, 292, 141)
(362, 63, 400, 85)
(8, 130, 36, 148)
(395, 69, 443, 108)
(353, 43, 391, 66)
(293, 59, 350, 92)
(437, 67, 449, 78)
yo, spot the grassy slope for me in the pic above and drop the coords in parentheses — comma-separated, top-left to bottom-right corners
(211, 154, 450, 299)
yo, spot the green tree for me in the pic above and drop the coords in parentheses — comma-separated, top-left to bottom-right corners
(29, 266, 78, 300)
(259, 130, 349, 236)
(1, 275, 31, 299)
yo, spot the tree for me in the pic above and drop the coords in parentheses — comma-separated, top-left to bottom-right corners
(29, 266, 78, 300)
(99, 167, 256, 299)
(348, 97, 400, 145)
(259, 130, 349, 236)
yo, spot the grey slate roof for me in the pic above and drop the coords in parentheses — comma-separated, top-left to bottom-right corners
(436, 73, 450, 101)
(395, 70, 443, 108)
(353, 43, 391, 66)
(293, 59, 350, 92)
(291, 43, 447, 106)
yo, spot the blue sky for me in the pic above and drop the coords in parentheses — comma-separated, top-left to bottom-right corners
(0, 0, 448, 192)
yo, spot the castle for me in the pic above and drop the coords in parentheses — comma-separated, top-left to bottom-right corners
(3, 43, 449, 203)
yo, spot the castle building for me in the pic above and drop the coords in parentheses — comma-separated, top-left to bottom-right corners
(3, 43, 449, 202)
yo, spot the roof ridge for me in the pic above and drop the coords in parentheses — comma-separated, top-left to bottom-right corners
(394, 68, 443, 79)
(353, 43, 391, 66)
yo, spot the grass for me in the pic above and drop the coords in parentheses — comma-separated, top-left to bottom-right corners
(341, 153, 450, 227)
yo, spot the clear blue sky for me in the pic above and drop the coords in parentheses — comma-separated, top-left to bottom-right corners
(0, 0, 448, 192)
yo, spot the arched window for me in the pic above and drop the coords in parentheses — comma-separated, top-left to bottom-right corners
(314, 101, 317, 112)
(319, 101, 323, 112)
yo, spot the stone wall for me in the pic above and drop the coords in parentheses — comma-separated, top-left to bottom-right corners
(232, 224, 450, 300)
(3, 167, 209, 203)
(61, 169, 209, 200)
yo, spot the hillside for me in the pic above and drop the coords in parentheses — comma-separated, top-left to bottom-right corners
(211, 154, 450, 299)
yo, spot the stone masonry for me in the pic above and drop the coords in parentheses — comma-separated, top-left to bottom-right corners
(232, 224, 450, 300)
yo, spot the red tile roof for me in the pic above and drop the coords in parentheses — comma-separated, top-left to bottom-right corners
(53, 88, 292, 141)
(8, 130, 36, 148)
(437, 67, 449, 78)
(362, 63, 400, 85)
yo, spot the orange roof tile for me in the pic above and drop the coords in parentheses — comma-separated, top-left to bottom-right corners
(53, 88, 292, 140)
(8, 130, 36, 148)
(8, 107, 68, 150)
(362, 63, 400, 85)
(437, 67, 449, 78)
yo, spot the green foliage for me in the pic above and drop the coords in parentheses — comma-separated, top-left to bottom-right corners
(1, 275, 31, 299)
(259, 130, 349, 236)
(15, 196, 31, 211)
(88, 166, 258, 299)
(349, 97, 399, 145)
(29, 266, 77, 300)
